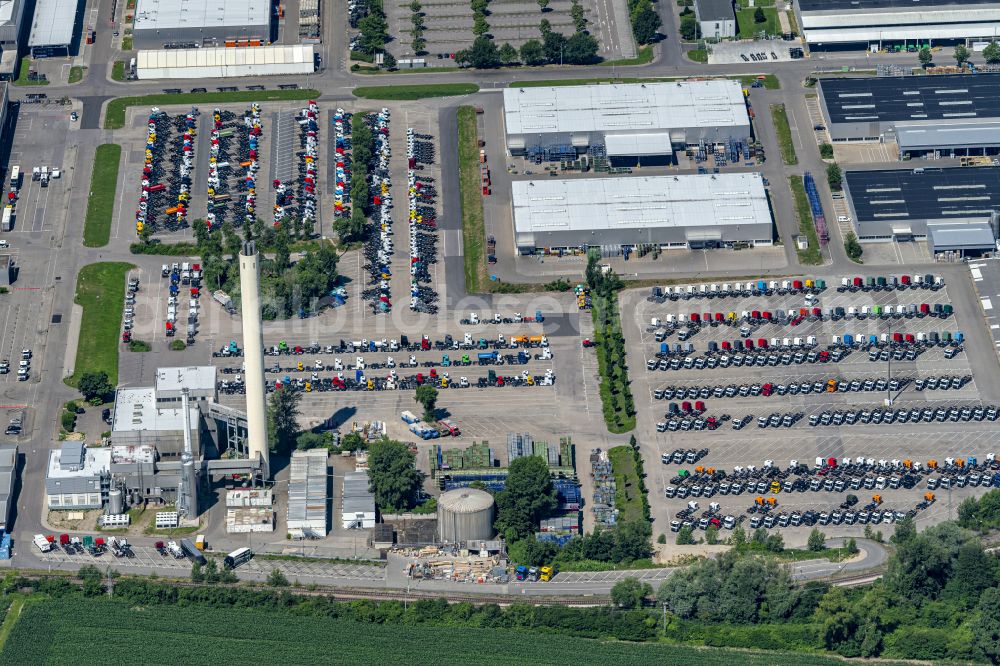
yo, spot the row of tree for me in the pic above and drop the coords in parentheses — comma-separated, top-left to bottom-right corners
(919, 42, 1000, 66)
(334, 114, 373, 243)
(456, 30, 600, 69)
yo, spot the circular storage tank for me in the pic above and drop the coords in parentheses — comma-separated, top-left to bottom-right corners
(108, 489, 125, 515)
(437, 488, 495, 543)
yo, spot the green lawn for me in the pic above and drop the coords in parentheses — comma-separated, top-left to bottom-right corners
(104, 89, 322, 129)
(14, 57, 48, 86)
(83, 144, 122, 247)
(789, 175, 822, 266)
(68, 66, 84, 84)
(510, 74, 779, 89)
(352, 83, 479, 100)
(608, 445, 645, 523)
(457, 106, 486, 294)
(65, 262, 134, 387)
(686, 49, 708, 63)
(769, 103, 797, 165)
(111, 61, 125, 82)
(599, 45, 654, 66)
(737, 7, 780, 38)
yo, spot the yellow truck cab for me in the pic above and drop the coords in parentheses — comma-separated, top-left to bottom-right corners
(539, 565, 553, 581)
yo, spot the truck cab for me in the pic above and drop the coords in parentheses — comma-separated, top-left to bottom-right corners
(539, 566, 553, 581)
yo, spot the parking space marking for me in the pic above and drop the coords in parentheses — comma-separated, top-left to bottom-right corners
(983, 298, 993, 311)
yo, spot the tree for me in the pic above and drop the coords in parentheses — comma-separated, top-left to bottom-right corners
(954, 44, 970, 65)
(537, 0, 550, 9)
(985, 41, 1000, 64)
(563, 32, 599, 64)
(542, 30, 567, 63)
(414, 384, 439, 421)
(571, 0, 587, 33)
(970, 587, 1000, 663)
(498, 42, 518, 65)
(494, 456, 557, 541)
(519, 39, 546, 65)
(632, 7, 661, 44)
(844, 538, 859, 555)
(675, 525, 695, 545)
(611, 577, 652, 609)
(295, 431, 329, 451)
(267, 568, 290, 587)
(358, 13, 389, 54)
(704, 526, 719, 544)
(508, 536, 558, 566)
(472, 14, 489, 36)
(382, 52, 397, 69)
(754, 6, 765, 22)
(341, 432, 365, 452)
(267, 387, 301, 453)
(459, 35, 500, 68)
(808, 528, 826, 552)
(918, 46, 932, 66)
(367, 439, 424, 511)
(826, 162, 843, 190)
(942, 540, 997, 608)
(78, 371, 114, 403)
(679, 16, 700, 40)
(539, 18, 552, 36)
(844, 231, 863, 261)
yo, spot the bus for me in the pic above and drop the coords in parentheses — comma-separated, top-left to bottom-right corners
(223, 547, 253, 570)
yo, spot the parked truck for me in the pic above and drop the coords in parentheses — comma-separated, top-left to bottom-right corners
(33, 534, 53, 553)
(2, 206, 12, 232)
(409, 422, 440, 439)
(180, 538, 207, 565)
(400, 410, 420, 424)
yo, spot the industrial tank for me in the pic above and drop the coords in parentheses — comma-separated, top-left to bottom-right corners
(437, 488, 495, 543)
(108, 489, 125, 515)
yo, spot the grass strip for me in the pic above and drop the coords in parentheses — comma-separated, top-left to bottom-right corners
(68, 66, 84, 84)
(65, 262, 134, 387)
(510, 74, 779, 89)
(111, 61, 125, 82)
(770, 103, 798, 165)
(104, 89, 322, 129)
(599, 45, 654, 66)
(353, 83, 479, 100)
(14, 57, 47, 86)
(457, 106, 486, 294)
(592, 292, 636, 433)
(608, 445, 645, 522)
(83, 144, 122, 247)
(789, 175, 822, 265)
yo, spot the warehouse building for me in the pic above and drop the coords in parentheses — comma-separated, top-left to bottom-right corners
(136, 44, 314, 79)
(0, 445, 15, 531)
(503, 80, 750, 166)
(28, 0, 82, 57)
(341, 471, 375, 530)
(695, 0, 737, 39)
(133, 0, 271, 50)
(795, 0, 1000, 47)
(287, 449, 328, 538)
(0, 0, 28, 75)
(818, 74, 1000, 157)
(512, 173, 773, 253)
(45, 441, 111, 510)
(843, 167, 1000, 255)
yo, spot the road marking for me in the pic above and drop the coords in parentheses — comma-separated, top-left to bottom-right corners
(972, 267, 983, 281)
(982, 297, 993, 311)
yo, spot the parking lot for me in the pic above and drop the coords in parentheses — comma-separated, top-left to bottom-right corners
(619, 273, 1000, 545)
(384, 0, 634, 63)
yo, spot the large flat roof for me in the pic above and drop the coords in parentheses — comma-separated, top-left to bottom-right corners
(821, 74, 1000, 125)
(799, 0, 998, 11)
(845, 167, 1000, 223)
(513, 173, 771, 234)
(155, 366, 216, 394)
(112, 387, 199, 433)
(696, 0, 735, 21)
(805, 23, 1000, 43)
(897, 123, 1000, 150)
(504, 80, 748, 136)
(134, 0, 269, 32)
(28, 0, 79, 47)
(928, 222, 997, 249)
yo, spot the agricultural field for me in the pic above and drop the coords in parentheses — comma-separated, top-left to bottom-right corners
(0, 596, 914, 666)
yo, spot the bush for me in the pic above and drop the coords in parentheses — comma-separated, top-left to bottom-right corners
(61, 411, 77, 432)
(169, 340, 187, 351)
(844, 231, 863, 262)
(819, 143, 833, 159)
(128, 340, 151, 352)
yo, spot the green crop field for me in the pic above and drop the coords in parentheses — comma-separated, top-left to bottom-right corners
(0, 597, 913, 666)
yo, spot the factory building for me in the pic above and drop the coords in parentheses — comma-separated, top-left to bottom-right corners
(132, 0, 271, 50)
(341, 471, 376, 530)
(843, 167, 1000, 255)
(795, 0, 1000, 48)
(0, 0, 28, 76)
(136, 44, 314, 80)
(287, 449, 328, 538)
(695, 0, 737, 39)
(503, 80, 750, 166)
(45, 441, 111, 510)
(512, 173, 773, 253)
(28, 0, 83, 57)
(0, 445, 15, 531)
(818, 74, 1000, 158)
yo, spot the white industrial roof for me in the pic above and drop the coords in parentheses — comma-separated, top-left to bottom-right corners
(46, 446, 111, 480)
(155, 366, 217, 394)
(513, 173, 771, 234)
(605, 132, 673, 157)
(138, 45, 313, 70)
(134, 0, 269, 31)
(897, 123, 1000, 149)
(287, 449, 328, 534)
(805, 23, 1000, 43)
(28, 0, 78, 47)
(112, 387, 199, 433)
(0, 0, 19, 26)
(342, 471, 375, 515)
(503, 80, 749, 136)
